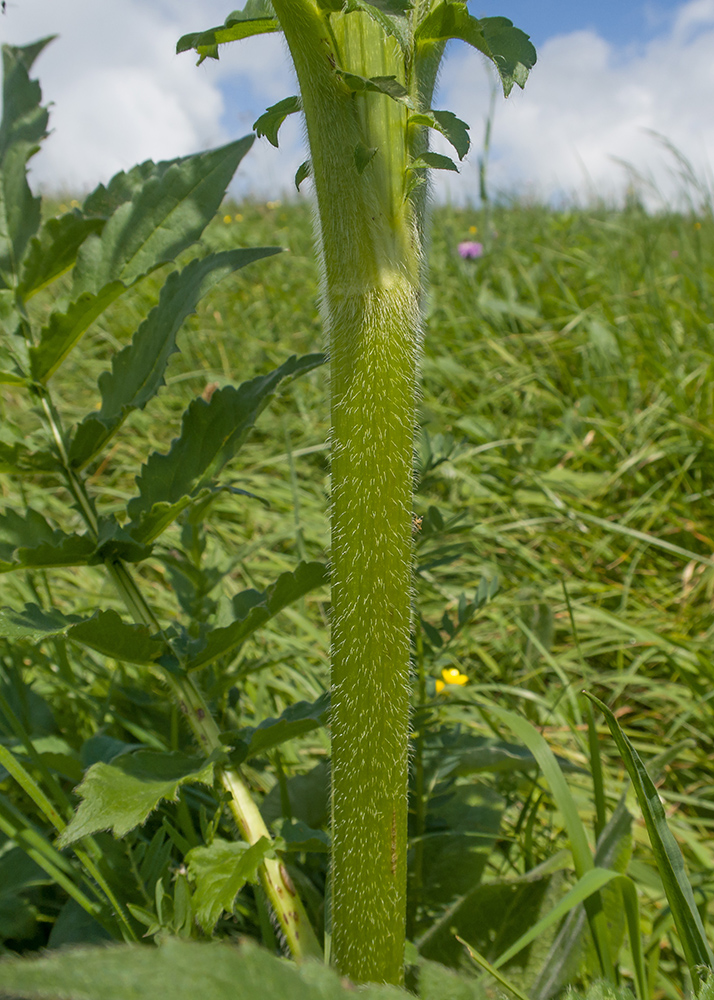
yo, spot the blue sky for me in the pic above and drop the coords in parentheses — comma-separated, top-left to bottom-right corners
(470, 1, 678, 48)
(2, 0, 714, 206)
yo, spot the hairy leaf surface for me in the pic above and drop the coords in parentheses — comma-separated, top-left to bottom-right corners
(0, 936, 408, 999)
(185, 837, 271, 932)
(58, 750, 222, 846)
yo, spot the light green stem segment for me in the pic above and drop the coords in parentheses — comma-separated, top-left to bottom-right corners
(107, 561, 322, 961)
(271, 1, 423, 983)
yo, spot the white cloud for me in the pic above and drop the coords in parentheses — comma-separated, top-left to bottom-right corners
(435, 0, 714, 206)
(1, 0, 294, 194)
(2, 0, 714, 206)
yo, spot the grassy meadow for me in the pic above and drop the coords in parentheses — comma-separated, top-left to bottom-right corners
(2, 192, 714, 995)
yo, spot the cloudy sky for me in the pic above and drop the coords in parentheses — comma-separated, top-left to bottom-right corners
(1, 0, 713, 207)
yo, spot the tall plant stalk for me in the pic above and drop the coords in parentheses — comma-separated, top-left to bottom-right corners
(180, 0, 535, 983)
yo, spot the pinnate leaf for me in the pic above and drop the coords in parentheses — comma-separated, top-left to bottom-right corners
(185, 837, 271, 932)
(58, 749, 222, 846)
(188, 561, 328, 671)
(30, 281, 126, 381)
(69, 247, 281, 468)
(0, 936, 409, 1000)
(126, 354, 325, 543)
(480, 16, 537, 95)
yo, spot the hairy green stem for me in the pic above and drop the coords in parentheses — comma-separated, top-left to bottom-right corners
(270, 1, 434, 982)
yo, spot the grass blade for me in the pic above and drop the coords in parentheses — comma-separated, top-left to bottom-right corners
(586, 693, 714, 981)
(489, 706, 615, 982)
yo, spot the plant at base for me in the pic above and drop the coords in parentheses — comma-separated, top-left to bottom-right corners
(178, 0, 535, 985)
(0, 37, 327, 960)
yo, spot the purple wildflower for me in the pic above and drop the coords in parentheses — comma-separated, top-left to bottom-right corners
(458, 240, 484, 259)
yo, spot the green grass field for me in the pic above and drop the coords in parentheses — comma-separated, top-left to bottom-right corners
(2, 195, 714, 996)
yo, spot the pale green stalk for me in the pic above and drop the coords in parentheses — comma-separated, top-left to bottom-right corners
(269, 2, 430, 983)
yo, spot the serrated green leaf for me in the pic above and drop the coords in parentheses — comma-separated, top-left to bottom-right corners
(125, 354, 325, 543)
(295, 160, 311, 190)
(177, 3, 279, 64)
(409, 109, 470, 160)
(0, 514, 94, 572)
(72, 137, 254, 298)
(18, 212, 105, 299)
(67, 611, 165, 665)
(187, 561, 328, 671)
(30, 280, 128, 382)
(186, 837, 271, 932)
(338, 71, 412, 106)
(0, 604, 79, 643)
(0, 39, 53, 289)
(0, 603, 164, 665)
(253, 96, 301, 148)
(69, 247, 281, 468)
(222, 691, 330, 762)
(31, 139, 254, 382)
(58, 749, 222, 846)
(0, 936, 408, 1000)
(415, 5, 536, 97)
(409, 151, 459, 172)
(479, 16, 537, 96)
(82, 159, 176, 218)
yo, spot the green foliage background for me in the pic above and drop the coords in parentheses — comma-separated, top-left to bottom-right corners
(2, 189, 714, 995)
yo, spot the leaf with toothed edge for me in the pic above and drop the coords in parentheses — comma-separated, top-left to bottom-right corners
(176, 3, 279, 64)
(187, 561, 329, 672)
(338, 71, 412, 106)
(0, 936, 414, 1000)
(186, 837, 272, 933)
(414, 4, 536, 98)
(253, 96, 301, 148)
(408, 109, 470, 160)
(68, 247, 282, 468)
(125, 354, 325, 544)
(58, 749, 224, 847)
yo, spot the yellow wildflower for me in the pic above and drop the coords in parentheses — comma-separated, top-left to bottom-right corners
(223, 214, 232, 224)
(234, 213, 243, 222)
(435, 667, 469, 693)
(694, 221, 702, 230)
(468, 225, 478, 235)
